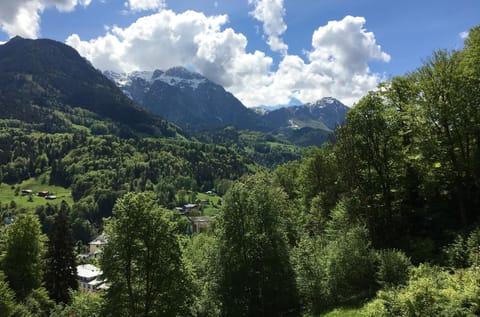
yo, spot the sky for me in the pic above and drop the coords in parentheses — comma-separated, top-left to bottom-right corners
(0, 0, 478, 107)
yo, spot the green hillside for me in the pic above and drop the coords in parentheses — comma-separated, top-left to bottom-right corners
(0, 174, 73, 211)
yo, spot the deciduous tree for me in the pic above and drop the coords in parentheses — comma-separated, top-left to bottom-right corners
(2, 213, 46, 300)
(101, 192, 193, 317)
(218, 174, 300, 317)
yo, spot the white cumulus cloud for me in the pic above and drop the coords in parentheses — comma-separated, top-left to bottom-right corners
(67, 10, 273, 84)
(459, 31, 469, 39)
(0, 0, 91, 39)
(124, 0, 165, 12)
(228, 15, 390, 106)
(66, 11, 389, 107)
(248, 0, 288, 54)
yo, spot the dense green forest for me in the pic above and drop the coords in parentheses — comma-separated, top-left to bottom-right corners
(1, 26, 480, 317)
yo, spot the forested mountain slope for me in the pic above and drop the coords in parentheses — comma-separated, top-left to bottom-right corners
(0, 36, 178, 137)
(106, 68, 349, 147)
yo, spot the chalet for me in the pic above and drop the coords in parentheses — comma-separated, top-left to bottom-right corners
(184, 203, 199, 215)
(21, 189, 33, 196)
(37, 191, 49, 197)
(45, 195, 57, 200)
(89, 234, 107, 255)
(77, 264, 107, 292)
(188, 216, 211, 234)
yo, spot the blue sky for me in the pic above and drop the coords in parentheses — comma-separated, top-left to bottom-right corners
(0, 0, 478, 106)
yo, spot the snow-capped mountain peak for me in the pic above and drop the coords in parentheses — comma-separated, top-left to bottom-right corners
(105, 67, 207, 91)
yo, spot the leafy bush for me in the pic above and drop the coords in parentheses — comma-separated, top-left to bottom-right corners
(375, 249, 411, 288)
(364, 264, 480, 317)
(0, 273, 16, 317)
(293, 200, 377, 313)
(444, 227, 480, 268)
(50, 291, 103, 317)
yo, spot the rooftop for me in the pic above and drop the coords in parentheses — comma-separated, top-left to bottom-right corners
(77, 264, 102, 279)
(188, 216, 211, 223)
(89, 234, 108, 245)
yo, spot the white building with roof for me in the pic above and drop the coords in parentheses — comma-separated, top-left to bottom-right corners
(77, 264, 107, 292)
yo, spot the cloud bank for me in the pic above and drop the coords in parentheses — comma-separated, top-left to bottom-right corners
(0, 0, 91, 39)
(0, 1, 390, 107)
(67, 11, 389, 107)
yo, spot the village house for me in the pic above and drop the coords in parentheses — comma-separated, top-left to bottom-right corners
(89, 234, 107, 256)
(184, 203, 199, 215)
(78, 234, 108, 261)
(37, 191, 49, 197)
(77, 264, 107, 292)
(21, 189, 33, 196)
(188, 216, 211, 234)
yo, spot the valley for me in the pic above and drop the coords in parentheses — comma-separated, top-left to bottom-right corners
(0, 27, 480, 317)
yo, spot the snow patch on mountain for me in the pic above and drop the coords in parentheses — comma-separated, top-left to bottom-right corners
(105, 67, 207, 90)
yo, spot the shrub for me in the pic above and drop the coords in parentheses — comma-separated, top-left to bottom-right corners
(293, 201, 377, 313)
(375, 249, 411, 288)
(444, 227, 480, 268)
(364, 264, 480, 317)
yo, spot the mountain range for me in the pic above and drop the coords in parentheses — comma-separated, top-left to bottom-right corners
(105, 68, 264, 132)
(0, 37, 348, 147)
(106, 68, 349, 145)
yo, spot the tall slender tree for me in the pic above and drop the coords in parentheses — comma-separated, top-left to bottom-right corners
(218, 173, 300, 317)
(45, 201, 78, 304)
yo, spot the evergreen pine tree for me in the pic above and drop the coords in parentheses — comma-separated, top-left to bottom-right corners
(45, 201, 78, 304)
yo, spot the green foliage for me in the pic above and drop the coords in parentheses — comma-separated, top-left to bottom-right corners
(196, 127, 302, 168)
(273, 160, 300, 200)
(17, 287, 54, 317)
(292, 236, 327, 314)
(50, 291, 103, 317)
(313, 306, 366, 317)
(101, 192, 193, 317)
(364, 264, 480, 317)
(1, 213, 46, 300)
(298, 147, 339, 211)
(293, 201, 376, 314)
(45, 202, 78, 304)
(184, 233, 221, 317)
(443, 227, 480, 268)
(375, 249, 411, 288)
(218, 173, 300, 317)
(0, 271, 17, 317)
